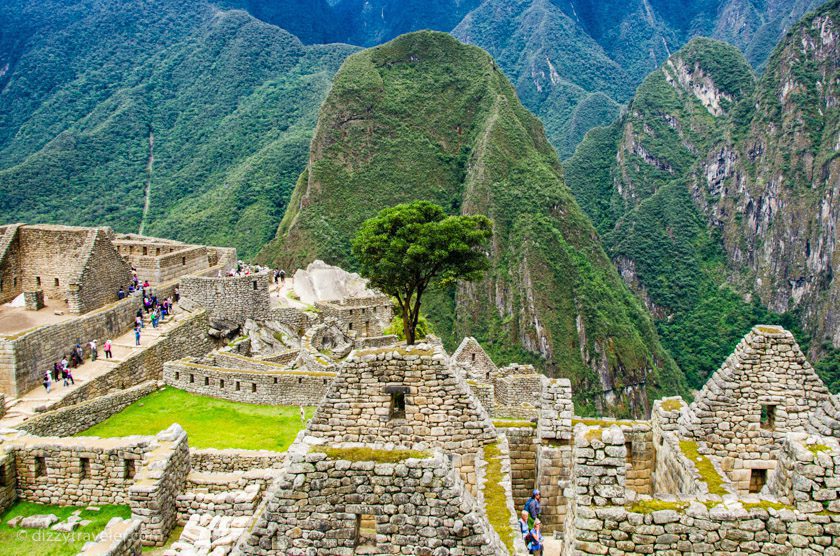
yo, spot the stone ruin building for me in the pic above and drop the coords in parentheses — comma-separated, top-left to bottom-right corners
(0, 231, 838, 555)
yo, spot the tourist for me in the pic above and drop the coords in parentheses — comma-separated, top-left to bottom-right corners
(43, 371, 51, 393)
(117, 287, 126, 300)
(89, 339, 97, 361)
(527, 520, 544, 555)
(525, 489, 541, 528)
(279, 269, 286, 284)
(104, 339, 113, 359)
(144, 296, 151, 313)
(135, 327, 141, 346)
(63, 365, 74, 387)
(60, 355, 69, 376)
(136, 314, 144, 329)
(73, 344, 84, 367)
(143, 280, 150, 289)
(174, 287, 180, 303)
(52, 361, 61, 383)
(151, 310, 159, 328)
(519, 510, 530, 540)
(299, 405, 305, 424)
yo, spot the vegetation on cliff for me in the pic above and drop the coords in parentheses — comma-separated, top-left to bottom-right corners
(565, 2, 840, 391)
(261, 31, 688, 415)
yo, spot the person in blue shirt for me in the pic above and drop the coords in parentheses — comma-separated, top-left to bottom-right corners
(527, 519, 544, 555)
(524, 489, 542, 528)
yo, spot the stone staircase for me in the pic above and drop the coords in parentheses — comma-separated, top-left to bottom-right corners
(175, 469, 278, 524)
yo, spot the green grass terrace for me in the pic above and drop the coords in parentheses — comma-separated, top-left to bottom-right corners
(76, 387, 314, 452)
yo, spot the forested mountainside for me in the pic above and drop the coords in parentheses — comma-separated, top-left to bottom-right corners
(564, 1, 839, 390)
(0, 0, 356, 256)
(261, 31, 689, 416)
(452, 0, 827, 156)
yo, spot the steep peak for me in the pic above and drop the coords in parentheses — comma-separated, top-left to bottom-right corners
(662, 37, 755, 116)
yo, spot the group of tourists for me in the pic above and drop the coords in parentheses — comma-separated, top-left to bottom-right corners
(42, 339, 112, 393)
(273, 268, 286, 284)
(519, 489, 544, 555)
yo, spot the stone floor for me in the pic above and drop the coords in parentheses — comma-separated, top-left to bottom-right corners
(0, 296, 76, 335)
(0, 305, 183, 428)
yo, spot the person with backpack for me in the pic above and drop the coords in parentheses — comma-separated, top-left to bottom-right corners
(527, 520, 544, 555)
(524, 489, 542, 528)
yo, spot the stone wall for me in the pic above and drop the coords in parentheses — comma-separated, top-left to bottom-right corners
(268, 308, 313, 337)
(680, 326, 830, 469)
(495, 372, 542, 419)
(47, 308, 214, 410)
(189, 448, 286, 473)
(768, 433, 840, 513)
(175, 469, 277, 523)
(500, 426, 537, 509)
(70, 228, 134, 315)
(180, 273, 271, 325)
(0, 447, 16, 515)
(537, 377, 573, 443)
(314, 295, 392, 338)
(468, 380, 494, 416)
(8, 432, 153, 506)
(0, 294, 140, 397)
(16, 382, 159, 437)
(452, 336, 497, 380)
(536, 443, 571, 534)
(78, 517, 143, 556)
(0, 224, 23, 305)
(306, 343, 498, 491)
(163, 359, 333, 406)
(0, 392, 5, 418)
(237, 438, 506, 556)
(128, 425, 190, 546)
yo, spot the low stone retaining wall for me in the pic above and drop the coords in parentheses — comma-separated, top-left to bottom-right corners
(0, 448, 16, 515)
(189, 448, 286, 472)
(128, 425, 190, 546)
(7, 432, 153, 506)
(0, 392, 5, 418)
(47, 308, 213, 411)
(163, 359, 333, 406)
(16, 381, 159, 437)
(78, 517, 143, 556)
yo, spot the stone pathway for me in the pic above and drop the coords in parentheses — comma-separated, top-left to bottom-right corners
(0, 307, 183, 428)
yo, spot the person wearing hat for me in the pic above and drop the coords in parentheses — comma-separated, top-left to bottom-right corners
(524, 489, 542, 528)
(527, 519, 544, 555)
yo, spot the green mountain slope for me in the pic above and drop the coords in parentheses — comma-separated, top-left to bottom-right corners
(261, 31, 688, 416)
(565, 1, 839, 389)
(0, 0, 357, 256)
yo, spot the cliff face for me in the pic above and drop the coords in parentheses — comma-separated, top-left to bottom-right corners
(261, 31, 688, 416)
(700, 2, 839, 352)
(565, 1, 839, 388)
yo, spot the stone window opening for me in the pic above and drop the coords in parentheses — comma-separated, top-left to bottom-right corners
(124, 459, 136, 480)
(0, 278, 3, 291)
(252, 383, 257, 393)
(175, 371, 180, 381)
(323, 378, 328, 385)
(236, 381, 241, 391)
(389, 392, 407, 420)
(365, 321, 370, 335)
(0, 464, 5, 486)
(34, 456, 46, 478)
(472, 353, 476, 362)
(35, 276, 41, 287)
(252, 280, 257, 290)
(273, 377, 278, 384)
(54, 277, 60, 287)
(485, 371, 490, 380)
(760, 404, 776, 430)
(349, 322, 353, 331)
(298, 377, 302, 384)
(749, 469, 767, 493)
(13, 277, 17, 288)
(80, 458, 90, 479)
(354, 514, 377, 549)
(204, 376, 209, 386)
(220, 379, 224, 389)
(143, 247, 148, 255)
(189, 374, 195, 384)
(182, 257, 186, 266)
(625, 441, 633, 464)
(155, 248, 160, 256)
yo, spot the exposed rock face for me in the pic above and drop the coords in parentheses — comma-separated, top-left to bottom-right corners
(291, 259, 375, 304)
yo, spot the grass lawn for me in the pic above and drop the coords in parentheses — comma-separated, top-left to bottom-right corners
(77, 387, 314, 451)
(0, 501, 131, 556)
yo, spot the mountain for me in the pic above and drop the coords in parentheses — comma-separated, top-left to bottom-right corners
(260, 31, 689, 416)
(564, 1, 839, 390)
(451, 0, 827, 157)
(0, 0, 357, 256)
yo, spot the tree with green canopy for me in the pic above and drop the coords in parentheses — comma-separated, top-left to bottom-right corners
(351, 201, 493, 345)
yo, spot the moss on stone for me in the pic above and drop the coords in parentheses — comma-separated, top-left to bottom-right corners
(483, 441, 515, 555)
(679, 440, 728, 496)
(573, 418, 638, 427)
(742, 500, 792, 511)
(492, 419, 536, 428)
(806, 443, 832, 456)
(660, 399, 684, 412)
(313, 446, 430, 463)
(625, 499, 689, 514)
(702, 500, 721, 510)
(756, 325, 784, 334)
